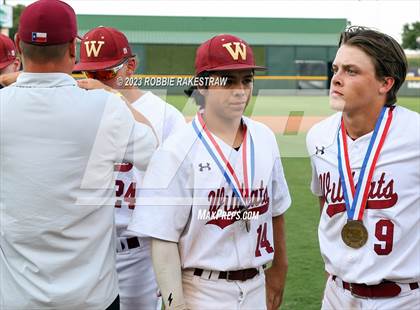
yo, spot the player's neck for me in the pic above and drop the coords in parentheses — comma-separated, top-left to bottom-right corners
(23, 62, 72, 75)
(120, 87, 144, 104)
(202, 111, 244, 148)
(342, 104, 384, 140)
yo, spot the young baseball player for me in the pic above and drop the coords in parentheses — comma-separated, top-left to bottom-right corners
(127, 34, 291, 310)
(74, 26, 186, 310)
(0, 34, 20, 88)
(0, 1, 157, 309)
(306, 26, 420, 309)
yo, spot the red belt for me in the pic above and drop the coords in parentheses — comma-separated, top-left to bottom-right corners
(194, 268, 259, 281)
(332, 275, 419, 298)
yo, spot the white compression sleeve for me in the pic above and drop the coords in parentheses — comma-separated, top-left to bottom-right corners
(152, 239, 187, 310)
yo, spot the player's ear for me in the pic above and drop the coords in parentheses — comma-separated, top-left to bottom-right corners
(126, 57, 137, 75)
(379, 77, 394, 95)
(14, 33, 23, 55)
(197, 86, 208, 97)
(12, 58, 21, 72)
(68, 39, 77, 58)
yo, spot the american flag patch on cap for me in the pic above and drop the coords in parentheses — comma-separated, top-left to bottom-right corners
(32, 32, 47, 43)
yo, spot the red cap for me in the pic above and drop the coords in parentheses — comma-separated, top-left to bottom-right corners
(18, 0, 78, 46)
(0, 34, 17, 70)
(74, 26, 134, 71)
(195, 34, 265, 76)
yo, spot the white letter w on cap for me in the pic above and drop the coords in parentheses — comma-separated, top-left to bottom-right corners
(222, 42, 247, 61)
(84, 41, 105, 57)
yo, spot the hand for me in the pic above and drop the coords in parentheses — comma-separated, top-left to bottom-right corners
(0, 71, 20, 87)
(77, 78, 108, 90)
(265, 265, 286, 310)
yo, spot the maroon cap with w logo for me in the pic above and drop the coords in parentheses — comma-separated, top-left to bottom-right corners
(74, 26, 134, 71)
(195, 34, 265, 76)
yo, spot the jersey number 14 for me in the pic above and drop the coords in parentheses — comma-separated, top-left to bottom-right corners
(255, 222, 274, 257)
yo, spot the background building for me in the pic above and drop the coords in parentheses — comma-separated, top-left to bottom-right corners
(77, 15, 349, 94)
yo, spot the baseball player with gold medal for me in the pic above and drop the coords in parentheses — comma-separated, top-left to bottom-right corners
(127, 34, 291, 310)
(307, 26, 420, 309)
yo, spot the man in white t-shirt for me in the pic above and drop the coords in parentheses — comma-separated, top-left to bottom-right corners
(306, 26, 420, 309)
(0, 1, 156, 310)
(74, 26, 185, 310)
(127, 34, 291, 310)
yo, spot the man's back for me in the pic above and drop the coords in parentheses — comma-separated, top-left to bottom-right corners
(0, 72, 155, 309)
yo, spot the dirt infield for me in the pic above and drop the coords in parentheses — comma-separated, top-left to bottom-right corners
(250, 116, 325, 134)
(185, 116, 325, 134)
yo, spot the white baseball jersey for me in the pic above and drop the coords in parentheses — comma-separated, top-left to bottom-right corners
(0, 73, 156, 309)
(115, 91, 185, 236)
(306, 106, 420, 285)
(127, 115, 291, 271)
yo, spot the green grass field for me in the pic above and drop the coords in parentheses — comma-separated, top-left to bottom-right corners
(164, 95, 418, 309)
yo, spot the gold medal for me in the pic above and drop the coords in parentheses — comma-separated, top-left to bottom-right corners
(341, 220, 368, 249)
(337, 108, 393, 250)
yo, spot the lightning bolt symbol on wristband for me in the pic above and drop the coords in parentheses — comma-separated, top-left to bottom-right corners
(168, 293, 173, 306)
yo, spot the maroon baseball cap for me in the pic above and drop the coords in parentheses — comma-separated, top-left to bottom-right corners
(0, 34, 17, 70)
(195, 34, 265, 76)
(18, 0, 78, 45)
(74, 26, 134, 71)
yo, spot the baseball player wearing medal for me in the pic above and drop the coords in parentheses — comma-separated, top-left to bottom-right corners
(74, 26, 186, 310)
(127, 34, 291, 310)
(306, 26, 420, 309)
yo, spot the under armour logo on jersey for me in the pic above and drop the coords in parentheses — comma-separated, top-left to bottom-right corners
(316, 146, 325, 155)
(84, 40, 105, 57)
(222, 42, 247, 60)
(167, 293, 173, 306)
(199, 163, 211, 171)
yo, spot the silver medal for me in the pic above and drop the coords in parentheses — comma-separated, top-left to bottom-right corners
(245, 218, 251, 232)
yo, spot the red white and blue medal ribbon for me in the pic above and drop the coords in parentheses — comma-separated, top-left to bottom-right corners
(192, 112, 255, 209)
(337, 106, 393, 221)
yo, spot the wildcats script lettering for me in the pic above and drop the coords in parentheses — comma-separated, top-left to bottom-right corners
(205, 180, 269, 229)
(319, 172, 398, 217)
